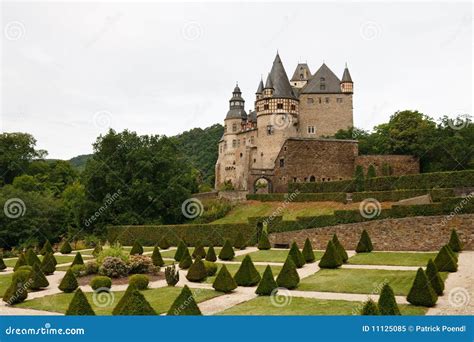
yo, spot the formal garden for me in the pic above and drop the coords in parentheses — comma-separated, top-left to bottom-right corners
(0, 227, 466, 316)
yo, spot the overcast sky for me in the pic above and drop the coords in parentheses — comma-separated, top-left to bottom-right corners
(1, 1, 472, 159)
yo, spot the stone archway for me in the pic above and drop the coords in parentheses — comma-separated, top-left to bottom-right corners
(253, 177, 273, 194)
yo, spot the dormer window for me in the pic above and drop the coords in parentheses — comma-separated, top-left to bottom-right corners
(277, 103, 283, 109)
(320, 77, 325, 82)
(320, 84, 326, 90)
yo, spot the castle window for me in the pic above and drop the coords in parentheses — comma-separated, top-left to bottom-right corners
(325, 97, 330, 103)
(253, 158, 256, 163)
(224, 125, 227, 132)
(303, 177, 307, 182)
(256, 106, 259, 111)
(318, 97, 322, 103)
(250, 136, 255, 144)
(233, 161, 236, 165)
(291, 104, 296, 111)
(293, 177, 297, 183)
(264, 104, 269, 110)
(310, 176, 316, 182)
(224, 141, 227, 150)
(284, 146, 287, 151)
(232, 140, 236, 148)
(266, 125, 274, 135)
(279, 158, 285, 167)
(307, 98, 314, 104)
(320, 84, 326, 90)
(337, 98, 343, 103)
(240, 153, 243, 158)
(320, 77, 325, 82)
(237, 139, 240, 147)
(232, 123, 237, 132)
(277, 103, 283, 109)
(307, 126, 315, 134)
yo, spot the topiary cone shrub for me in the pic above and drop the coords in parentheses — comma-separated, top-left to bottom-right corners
(258, 232, 271, 250)
(445, 244, 458, 262)
(65, 289, 95, 315)
(406, 268, 438, 307)
(354, 165, 365, 192)
(71, 252, 84, 266)
(112, 285, 134, 315)
(356, 229, 373, 253)
(212, 264, 237, 293)
(29, 262, 49, 290)
(179, 253, 193, 270)
(434, 245, 458, 272)
(288, 242, 306, 268)
(151, 246, 164, 267)
(13, 254, 27, 271)
(0, 255, 6, 271)
(276, 256, 300, 290)
(332, 234, 348, 263)
(130, 241, 143, 255)
(165, 264, 179, 286)
(192, 242, 206, 259)
(40, 240, 54, 256)
(256, 265, 278, 296)
(174, 240, 187, 261)
(203, 261, 217, 276)
(448, 229, 462, 252)
(3, 270, 30, 304)
(302, 238, 315, 263)
(167, 285, 202, 316)
(319, 240, 343, 269)
(234, 232, 247, 250)
(60, 241, 72, 254)
(92, 245, 102, 257)
(234, 255, 261, 286)
(218, 240, 235, 261)
(58, 269, 79, 293)
(159, 237, 171, 250)
(360, 299, 379, 315)
(426, 259, 444, 296)
(205, 245, 217, 262)
(378, 284, 400, 315)
(114, 288, 157, 315)
(25, 248, 41, 266)
(186, 257, 207, 282)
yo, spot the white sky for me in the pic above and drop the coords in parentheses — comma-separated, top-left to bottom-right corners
(1, 1, 472, 159)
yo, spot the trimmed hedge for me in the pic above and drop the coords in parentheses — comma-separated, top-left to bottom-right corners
(426, 259, 444, 296)
(129, 274, 149, 290)
(71, 252, 84, 266)
(302, 238, 315, 263)
(58, 269, 78, 293)
(130, 241, 143, 255)
(378, 284, 400, 315)
(151, 246, 164, 267)
(167, 285, 201, 316)
(448, 229, 462, 252)
(360, 299, 379, 315)
(234, 255, 261, 286)
(247, 192, 346, 203)
(356, 230, 374, 253)
(60, 241, 72, 254)
(212, 265, 237, 293)
(332, 234, 348, 262)
(434, 245, 458, 272)
(205, 246, 217, 262)
(258, 232, 271, 250)
(65, 289, 95, 315)
(13, 254, 27, 271)
(40, 241, 54, 256)
(218, 240, 235, 261)
(234, 232, 247, 250)
(319, 240, 343, 269)
(3, 270, 30, 304)
(90, 276, 112, 290)
(29, 263, 49, 290)
(288, 242, 305, 268)
(255, 265, 278, 296)
(351, 188, 454, 202)
(276, 256, 299, 289)
(114, 288, 156, 315)
(407, 268, 438, 307)
(0, 255, 5, 271)
(186, 257, 207, 282)
(25, 248, 41, 266)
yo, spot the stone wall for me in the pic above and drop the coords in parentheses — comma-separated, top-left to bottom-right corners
(269, 214, 474, 251)
(355, 155, 419, 176)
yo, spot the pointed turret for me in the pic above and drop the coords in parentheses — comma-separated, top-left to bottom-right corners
(341, 63, 353, 93)
(265, 53, 295, 99)
(256, 79, 264, 94)
(225, 83, 247, 120)
(264, 73, 273, 89)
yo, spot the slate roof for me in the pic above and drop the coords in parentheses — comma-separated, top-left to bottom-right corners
(290, 63, 311, 82)
(264, 53, 296, 99)
(301, 63, 342, 94)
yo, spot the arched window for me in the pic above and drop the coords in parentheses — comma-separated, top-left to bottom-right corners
(310, 176, 316, 182)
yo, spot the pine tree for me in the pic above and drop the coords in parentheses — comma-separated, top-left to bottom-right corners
(234, 232, 247, 250)
(186, 257, 207, 282)
(218, 240, 235, 261)
(319, 240, 343, 269)
(65, 289, 95, 315)
(192, 242, 206, 259)
(354, 165, 365, 191)
(167, 285, 202, 315)
(0, 255, 5, 271)
(114, 288, 157, 315)
(25, 248, 41, 266)
(378, 284, 400, 315)
(174, 240, 187, 261)
(58, 269, 79, 293)
(332, 234, 348, 263)
(302, 238, 315, 263)
(434, 245, 457, 272)
(256, 265, 278, 296)
(448, 229, 462, 252)
(360, 299, 379, 315)
(366, 164, 377, 179)
(60, 241, 72, 254)
(205, 245, 217, 262)
(179, 253, 193, 270)
(258, 232, 271, 250)
(13, 253, 27, 271)
(212, 265, 237, 293)
(406, 268, 438, 307)
(288, 242, 306, 268)
(29, 262, 49, 290)
(71, 252, 84, 266)
(426, 259, 444, 295)
(234, 255, 261, 286)
(40, 240, 54, 255)
(159, 237, 171, 250)
(276, 256, 300, 289)
(356, 230, 374, 253)
(151, 246, 164, 267)
(130, 241, 143, 255)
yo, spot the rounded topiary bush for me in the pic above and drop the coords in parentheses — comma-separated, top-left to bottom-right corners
(59, 269, 79, 293)
(167, 285, 202, 316)
(276, 256, 299, 290)
(356, 230, 373, 253)
(318, 240, 343, 269)
(288, 242, 305, 268)
(65, 289, 95, 315)
(212, 264, 237, 293)
(29, 262, 49, 290)
(205, 245, 217, 262)
(99, 257, 129, 278)
(234, 255, 261, 286)
(129, 274, 149, 290)
(302, 238, 315, 263)
(258, 232, 271, 250)
(60, 241, 72, 254)
(186, 257, 207, 282)
(256, 265, 278, 296)
(151, 246, 164, 267)
(90, 276, 112, 290)
(406, 268, 438, 307)
(159, 237, 171, 250)
(218, 240, 235, 261)
(130, 241, 144, 255)
(378, 283, 400, 315)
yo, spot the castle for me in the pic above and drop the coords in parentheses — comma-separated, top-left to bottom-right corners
(215, 53, 419, 193)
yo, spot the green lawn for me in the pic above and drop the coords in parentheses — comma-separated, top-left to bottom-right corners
(218, 296, 427, 315)
(122, 246, 155, 253)
(4, 254, 93, 268)
(348, 252, 438, 267)
(204, 263, 282, 284)
(0, 273, 13, 296)
(298, 268, 448, 296)
(234, 249, 323, 263)
(160, 247, 222, 259)
(16, 286, 220, 315)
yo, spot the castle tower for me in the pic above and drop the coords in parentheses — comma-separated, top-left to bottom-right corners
(340, 64, 353, 93)
(290, 63, 311, 88)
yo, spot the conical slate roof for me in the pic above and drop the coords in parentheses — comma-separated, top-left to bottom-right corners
(341, 66, 353, 83)
(290, 63, 311, 82)
(256, 79, 264, 94)
(301, 63, 342, 94)
(264, 73, 273, 89)
(265, 54, 296, 98)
